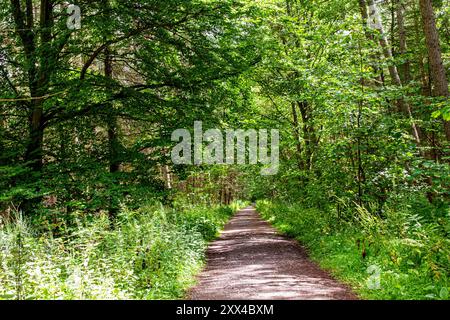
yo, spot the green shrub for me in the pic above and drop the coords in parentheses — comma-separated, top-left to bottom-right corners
(0, 203, 236, 300)
(257, 200, 450, 300)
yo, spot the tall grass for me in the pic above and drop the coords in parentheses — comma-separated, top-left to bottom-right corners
(257, 199, 450, 300)
(0, 202, 241, 300)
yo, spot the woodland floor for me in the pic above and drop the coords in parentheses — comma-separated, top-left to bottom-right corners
(188, 207, 357, 300)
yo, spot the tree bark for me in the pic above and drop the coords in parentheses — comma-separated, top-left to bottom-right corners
(104, 38, 120, 220)
(413, 3, 432, 96)
(298, 101, 317, 171)
(291, 102, 304, 170)
(367, 0, 403, 88)
(10, 0, 54, 212)
(419, 0, 450, 141)
(358, 0, 383, 85)
(396, 0, 411, 84)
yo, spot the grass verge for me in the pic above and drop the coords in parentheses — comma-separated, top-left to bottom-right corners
(257, 200, 450, 300)
(0, 201, 244, 300)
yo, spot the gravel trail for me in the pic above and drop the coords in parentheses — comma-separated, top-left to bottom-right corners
(188, 207, 357, 300)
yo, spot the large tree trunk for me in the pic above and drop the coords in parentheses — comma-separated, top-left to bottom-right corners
(105, 47, 120, 174)
(10, 0, 54, 212)
(367, 0, 403, 88)
(413, 2, 432, 96)
(419, 0, 450, 141)
(104, 42, 120, 220)
(102, 0, 120, 219)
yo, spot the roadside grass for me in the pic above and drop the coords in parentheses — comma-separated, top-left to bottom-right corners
(257, 200, 450, 300)
(0, 201, 244, 300)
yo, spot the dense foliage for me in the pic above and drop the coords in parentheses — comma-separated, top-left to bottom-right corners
(0, 0, 449, 300)
(0, 203, 238, 299)
(257, 200, 450, 299)
(244, 0, 450, 300)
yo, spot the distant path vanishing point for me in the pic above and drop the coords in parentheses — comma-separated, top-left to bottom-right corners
(188, 206, 357, 300)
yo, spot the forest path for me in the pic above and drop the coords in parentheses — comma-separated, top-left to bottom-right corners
(188, 206, 357, 300)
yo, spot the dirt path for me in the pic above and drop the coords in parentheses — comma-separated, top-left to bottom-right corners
(188, 207, 357, 300)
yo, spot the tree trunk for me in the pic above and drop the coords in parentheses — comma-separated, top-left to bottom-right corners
(396, 0, 411, 84)
(102, 0, 120, 218)
(413, 3, 432, 96)
(362, 0, 422, 145)
(419, 0, 450, 141)
(104, 46, 120, 219)
(291, 102, 304, 170)
(367, 0, 403, 88)
(24, 101, 44, 173)
(358, 0, 383, 85)
(298, 101, 316, 171)
(10, 0, 54, 213)
(162, 165, 172, 189)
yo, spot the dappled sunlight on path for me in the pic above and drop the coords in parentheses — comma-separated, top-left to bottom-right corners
(188, 207, 357, 300)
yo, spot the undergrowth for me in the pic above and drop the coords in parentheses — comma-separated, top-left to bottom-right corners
(0, 201, 243, 300)
(257, 199, 450, 300)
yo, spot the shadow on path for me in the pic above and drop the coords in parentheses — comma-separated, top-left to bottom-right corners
(188, 206, 357, 300)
